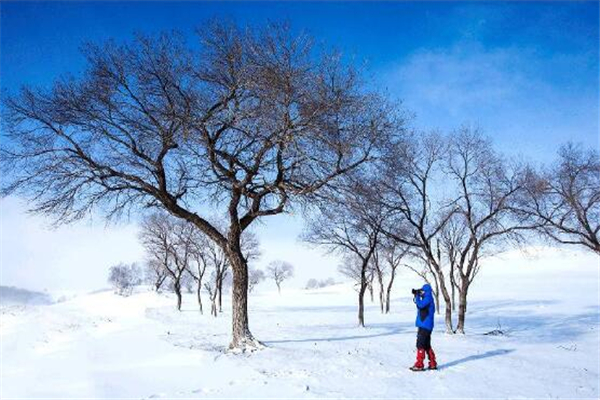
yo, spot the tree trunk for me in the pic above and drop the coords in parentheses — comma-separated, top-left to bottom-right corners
(451, 279, 456, 312)
(211, 298, 218, 317)
(384, 271, 395, 314)
(358, 283, 366, 327)
(449, 264, 457, 312)
(357, 258, 369, 327)
(277, 283, 281, 294)
(444, 297, 453, 333)
(197, 283, 203, 314)
(227, 245, 261, 350)
(435, 272, 453, 334)
(376, 272, 385, 314)
(455, 283, 469, 334)
(217, 278, 223, 312)
(429, 270, 441, 315)
(174, 282, 182, 311)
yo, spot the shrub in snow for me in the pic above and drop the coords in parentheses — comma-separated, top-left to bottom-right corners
(305, 278, 319, 290)
(305, 277, 336, 290)
(267, 260, 295, 294)
(248, 268, 266, 293)
(108, 263, 142, 296)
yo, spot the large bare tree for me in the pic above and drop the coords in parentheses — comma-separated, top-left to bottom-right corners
(1, 22, 391, 350)
(521, 143, 600, 254)
(378, 131, 457, 332)
(442, 127, 535, 333)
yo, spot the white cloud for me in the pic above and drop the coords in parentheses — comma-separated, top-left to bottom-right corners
(382, 41, 599, 162)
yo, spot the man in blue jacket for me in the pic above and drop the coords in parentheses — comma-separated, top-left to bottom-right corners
(410, 283, 437, 371)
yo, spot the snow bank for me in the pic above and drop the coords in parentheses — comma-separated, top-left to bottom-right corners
(1, 246, 598, 399)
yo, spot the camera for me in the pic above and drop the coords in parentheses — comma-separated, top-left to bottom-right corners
(411, 288, 423, 296)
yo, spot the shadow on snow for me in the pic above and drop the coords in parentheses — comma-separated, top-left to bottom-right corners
(263, 322, 408, 345)
(438, 349, 516, 370)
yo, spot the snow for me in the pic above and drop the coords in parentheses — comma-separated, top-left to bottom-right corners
(1, 246, 598, 399)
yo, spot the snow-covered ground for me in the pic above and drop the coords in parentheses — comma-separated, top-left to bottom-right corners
(1, 246, 598, 399)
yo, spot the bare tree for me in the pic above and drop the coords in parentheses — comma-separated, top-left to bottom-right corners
(144, 258, 169, 291)
(378, 131, 457, 332)
(380, 127, 536, 333)
(1, 22, 391, 350)
(304, 180, 384, 327)
(204, 270, 221, 317)
(199, 225, 257, 314)
(248, 267, 266, 293)
(372, 240, 408, 314)
(266, 260, 295, 294)
(370, 249, 385, 312)
(139, 213, 199, 311)
(203, 236, 229, 314)
(366, 264, 375, 303)
(383, 243, 407, 314)
(338, 256, 363, 284)
(441, 127, 536, 333)
(521, 143, 600, 254)
(185, 236, 209, 314)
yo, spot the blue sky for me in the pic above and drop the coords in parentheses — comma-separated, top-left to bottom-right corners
(2, 1, 598, 158)
(1, 2, 598, 292)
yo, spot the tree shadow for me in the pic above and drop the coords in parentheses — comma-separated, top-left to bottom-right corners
(263, 323, 408, 345)
(438, 349, 515, 370)
(465, 309, 599, 343)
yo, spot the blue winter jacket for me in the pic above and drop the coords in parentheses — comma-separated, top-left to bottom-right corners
(414, 283, 435, 331)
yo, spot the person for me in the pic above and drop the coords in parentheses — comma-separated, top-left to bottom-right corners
(410, 283, 437, 371)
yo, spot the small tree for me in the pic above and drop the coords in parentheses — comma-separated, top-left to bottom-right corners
(248, 268, 266, 293)
(185, 240, 209, 314)
(204, 271, 220, 317)
(305, 278, 319, 290)
(267, 261, 295, 294)
(144, 258, 169, 291)
(108, 263, 141, 296)
(306, 188, 384, 326)
(139, 213, 204, 311)
(381, 242, 407, 313)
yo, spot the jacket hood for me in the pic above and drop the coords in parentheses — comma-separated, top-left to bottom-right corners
(421, 283, 432, 293)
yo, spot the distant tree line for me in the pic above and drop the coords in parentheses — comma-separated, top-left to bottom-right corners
(139, 212, 261, 316)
